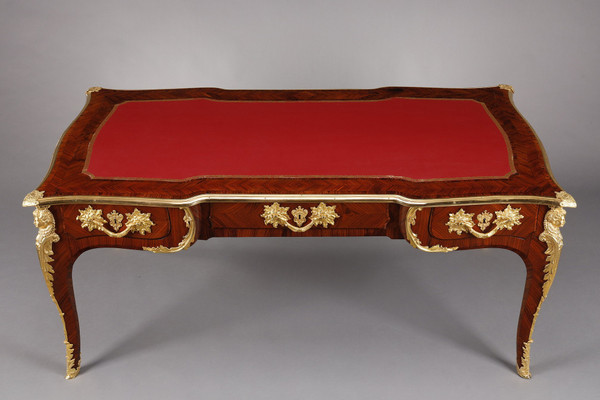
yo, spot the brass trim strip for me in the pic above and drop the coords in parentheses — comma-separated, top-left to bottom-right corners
(24, 191, 576, 209)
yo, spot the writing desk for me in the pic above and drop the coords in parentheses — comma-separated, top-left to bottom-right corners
(23, 85, 576, 379)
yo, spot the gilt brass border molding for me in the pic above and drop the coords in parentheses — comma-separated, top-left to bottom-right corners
(23, 191, 576, 209)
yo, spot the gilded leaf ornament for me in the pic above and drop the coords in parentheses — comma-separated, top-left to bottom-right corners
(77, 206, 107, 231)
(539, 205, 566, 299)
(76, 206, 154, 237)
(309, 203, 339, 228)
(261, 202, 339, 232)
(446, 209, 475, 235)
(517, 340, 533, 379)
(447, 205, 523, 239)
(33, 206, 60, 299)
(494, 205, 524, 231)
(64, 341, 81, 380)
(261, 202, 290, 228)
(125, 208, 154, 235)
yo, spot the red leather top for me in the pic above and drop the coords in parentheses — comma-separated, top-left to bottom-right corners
(85, 97, 514, 181)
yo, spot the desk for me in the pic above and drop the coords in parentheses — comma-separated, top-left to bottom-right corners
(23, 85, 576, 379)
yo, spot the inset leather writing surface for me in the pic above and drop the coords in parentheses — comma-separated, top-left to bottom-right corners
(85, 97, 514, 180)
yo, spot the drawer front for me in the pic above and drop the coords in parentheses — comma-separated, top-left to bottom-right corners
(428, 204, 539, 241)
(210, 202, 390, 230)
(61, 204, 172, 240)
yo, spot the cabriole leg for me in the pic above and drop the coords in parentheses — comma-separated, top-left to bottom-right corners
(516, 205, 567, 379)
(33, 205, 81, 379)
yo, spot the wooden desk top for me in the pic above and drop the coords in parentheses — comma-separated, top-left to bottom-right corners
(23, 86, 577, 381)
(35, 86, 565, 206)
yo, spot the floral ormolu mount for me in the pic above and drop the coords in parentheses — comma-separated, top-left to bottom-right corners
(261, 202, 340, 232)
(23, 85, 575, 379)
(446, 205, 524, 238)
(76, 206, 154, 237)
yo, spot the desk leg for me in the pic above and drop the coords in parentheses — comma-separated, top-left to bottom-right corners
(516, 205, 567, 379)
(32, 206, 81, 380)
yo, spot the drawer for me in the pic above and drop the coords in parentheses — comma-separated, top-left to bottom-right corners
(210, 202, 390, 230)
(60, 204, 172, 240)
(428, 204, 539, 241)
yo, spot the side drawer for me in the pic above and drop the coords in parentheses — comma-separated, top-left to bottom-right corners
(60, 204, 172, 240)
(428, 203, 539, 241)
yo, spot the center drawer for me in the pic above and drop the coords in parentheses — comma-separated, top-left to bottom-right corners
(210, 202, 390, 230)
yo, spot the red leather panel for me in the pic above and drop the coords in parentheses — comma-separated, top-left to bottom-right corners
(85, 98, 513, 180)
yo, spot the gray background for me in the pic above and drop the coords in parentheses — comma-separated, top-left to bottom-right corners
(1, 1, 599, 399)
